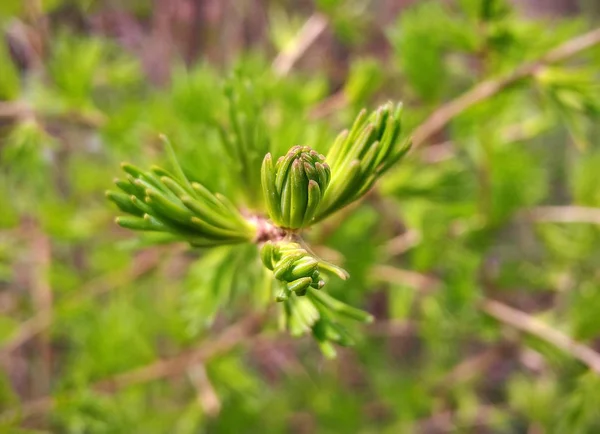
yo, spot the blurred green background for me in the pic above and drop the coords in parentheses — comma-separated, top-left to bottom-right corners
(2, 0, 600, 432)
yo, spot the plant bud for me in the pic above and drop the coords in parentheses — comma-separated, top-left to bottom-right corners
(259, 240, 341, 301)
(261, 146, 331, 229)
(107, 156, 256, 246)
(316, 102, 411, 221)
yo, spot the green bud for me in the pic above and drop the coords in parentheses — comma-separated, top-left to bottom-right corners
(259, 240, 347, 302)
(273, 252, 304, 280)
(287, 277, 313, 295)
(108, 154, 256, 247)
(260, 240, 277, 270)
(316, 102, 411, 222)
(261, 145, 331, 229)
(288, 256, 319, 280)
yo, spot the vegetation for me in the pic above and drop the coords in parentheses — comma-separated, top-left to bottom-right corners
(2, 0, 600, 432)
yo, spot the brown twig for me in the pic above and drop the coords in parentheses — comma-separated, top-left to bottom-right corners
(419, 141, 456, 163)
(0, 246, 166, 359)
(385, 230, 421, 256)
(411, 27, 600, 148)
(439, 345, 505, 388)
(522, 206, 600, 225)
(414, 405, 504, 433)
(187, 363, 222, 417)
(374, 265, 600, 374)
(0, 100, 105, 128)
(518, 348, 548, 373)
(0, 312, 265, 423)
(371, 265, 440, 293)
(480, 298, 600, 374)
(94, 313, 263, 392)
(0, 316, 53, 361)
(272, 13, 328, 77)
(29, 225, 52, 397)
(367, 320, 415, 337)
(0, 101, 34, 120)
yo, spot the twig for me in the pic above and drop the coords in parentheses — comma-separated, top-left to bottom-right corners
(439, 345, 505, 388)
(480, 298, 600, 374)
(0, 316, 53, 360)
(522, 206, 600, 225)
(29, 226, 52, 397)
(0, 246, 168, 358)
(0, 313, 265, 423)
(518, 348, 548, 373)
(0, 101, 105, 127)
(371, 265, 440, 293)
(412, 27, 600, 147)
(0, 101, 34, 120)
(187, 364, 221, 417)
(385, 230, 420, 256)
(414, 405, 504, 433)
(95, 313, 264, 391)
(374, 265, 600, 374)
(367, 320, 415, 337)
(272, 13, 328, 77)
(420, 141, 455, 163)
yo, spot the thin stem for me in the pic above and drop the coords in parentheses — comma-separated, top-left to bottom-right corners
(412, 27, 600, 148)
(0, 312, 265, 423)
(480, 299, 600, 375)
(376, 265, 600, 374)
(272, 13, 328, 77)
(521, 206, 600, 225)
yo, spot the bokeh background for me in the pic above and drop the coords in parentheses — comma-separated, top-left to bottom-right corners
(2, 0, 600, 432)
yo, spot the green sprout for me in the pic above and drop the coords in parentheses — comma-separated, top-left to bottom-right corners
(261, 145, 331, 229)
(317, 101, 411, 221)
(260, 240, 348, 300)
(106, 137, 257, 247)
(107, 101, 410, 356)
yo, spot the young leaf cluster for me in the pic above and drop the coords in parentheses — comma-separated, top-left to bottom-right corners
(282, 289, 373, 359)
(105, 101, 411, 354)
(106, 158, 256, 247)
(260, 239, 372, 356)
(260, 240, 348, 299)
(316, 101, 411, 221)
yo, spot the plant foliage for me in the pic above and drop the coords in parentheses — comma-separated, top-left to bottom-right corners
(2, 0, 600, 432)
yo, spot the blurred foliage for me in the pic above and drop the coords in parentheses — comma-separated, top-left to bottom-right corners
(1, 0, 600, 432)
